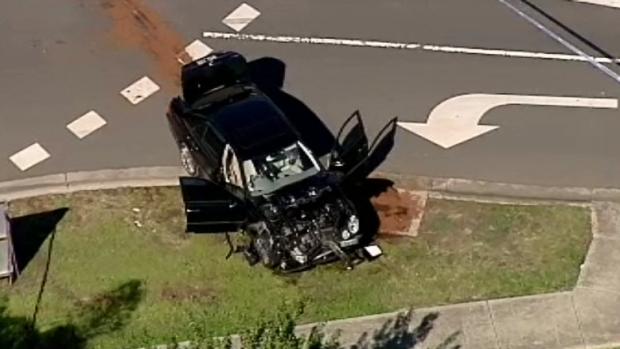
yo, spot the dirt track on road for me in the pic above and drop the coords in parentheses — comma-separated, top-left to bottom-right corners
(100, 0, 190, 88)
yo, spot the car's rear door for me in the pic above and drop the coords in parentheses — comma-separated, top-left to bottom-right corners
(179, 176, 248, 233)
(189, 122, 226, 179)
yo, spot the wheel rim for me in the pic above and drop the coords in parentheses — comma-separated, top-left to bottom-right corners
(180, 144, 197, 176)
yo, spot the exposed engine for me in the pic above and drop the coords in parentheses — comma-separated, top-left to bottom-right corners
(242, 184, 362, 272)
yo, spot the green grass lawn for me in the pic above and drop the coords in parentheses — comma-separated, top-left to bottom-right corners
(1, 186, 592, 349)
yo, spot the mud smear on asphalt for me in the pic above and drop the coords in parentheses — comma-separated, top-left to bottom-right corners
(99, 0, 191, 88)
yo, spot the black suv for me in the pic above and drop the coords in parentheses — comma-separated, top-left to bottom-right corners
(166, 51, 397, 272)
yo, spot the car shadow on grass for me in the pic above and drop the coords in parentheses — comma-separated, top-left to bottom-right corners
(347, 177, 394, 247)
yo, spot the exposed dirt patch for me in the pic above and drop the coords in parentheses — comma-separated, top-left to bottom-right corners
(99, 0, 191, 88)
(371, 188, 427, 237)
(160, 283, 217, 303)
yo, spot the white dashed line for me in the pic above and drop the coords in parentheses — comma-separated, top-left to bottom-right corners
(202, 31, 620, 64)
(67, 110, 107, 139)
(184, 39, 213, 61)
(120, 76, 160, 105)
(222, 3, 261, 32)
(9, 143, 50, 171)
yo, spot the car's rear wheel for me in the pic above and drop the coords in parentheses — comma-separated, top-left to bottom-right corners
(179, 142, 199, 177)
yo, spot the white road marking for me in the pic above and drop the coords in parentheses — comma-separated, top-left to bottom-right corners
(66, 110, 107, 139)
(398, 93, 619, 149)
(573, 0, 620, 8)
(120, 76, 160, 105)
(202, 31, 620, 63)
(497, 0, 620, 85)
(203, 32, 420, 49)
(222, 3, 260, 32)
(184, 39, 213, 61)
(421, 44, 615, 62)
(9, 143, 51, 171)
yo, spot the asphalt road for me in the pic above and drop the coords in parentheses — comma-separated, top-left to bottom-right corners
(1, 0, 620, 188)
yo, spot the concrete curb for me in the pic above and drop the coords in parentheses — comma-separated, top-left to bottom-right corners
(372, 171, 620, 203)
(0, 166, 187, 202)
(2, 166, 620, 203)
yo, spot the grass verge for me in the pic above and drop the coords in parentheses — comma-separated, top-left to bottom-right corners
(1, 186, 591, 349)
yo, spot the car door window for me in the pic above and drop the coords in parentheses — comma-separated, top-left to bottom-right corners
(201, 127, 225, 157)
(222, 144, 244, 188)
(189, 122, 222, 161)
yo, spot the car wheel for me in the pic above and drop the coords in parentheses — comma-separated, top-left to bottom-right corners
(179, 142, 199, 177)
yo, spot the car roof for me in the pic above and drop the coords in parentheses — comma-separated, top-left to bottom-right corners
(193, 91, 300, 160)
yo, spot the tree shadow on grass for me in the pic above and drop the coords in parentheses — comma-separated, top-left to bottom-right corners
(0, 279, 144, 349)
(73, 279, 145, 339)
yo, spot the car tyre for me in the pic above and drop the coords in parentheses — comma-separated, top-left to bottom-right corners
(179, 142, 199, 177)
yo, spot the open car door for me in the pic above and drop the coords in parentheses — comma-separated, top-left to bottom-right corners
(329, 110, 370, 173)
(179, 176, 248, 233)
(337, 117, 399, 185)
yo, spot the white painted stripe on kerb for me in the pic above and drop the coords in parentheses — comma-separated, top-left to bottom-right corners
(67, 110, 107, 139)
(120, 76, 160, 105)
(9, 143, 50, 171)
(202, 31, 620, 63)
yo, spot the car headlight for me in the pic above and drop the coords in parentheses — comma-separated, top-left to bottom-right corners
(341, 229, 351, 240)
(341, 215, 360, 240)
(347, 215, 359, 234)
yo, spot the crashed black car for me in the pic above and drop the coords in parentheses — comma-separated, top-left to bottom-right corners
(166, 51, 397, 273)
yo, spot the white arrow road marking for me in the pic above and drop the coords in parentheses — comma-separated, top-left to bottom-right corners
(398, 94, 619, 149)
(573, 0, 620, 8)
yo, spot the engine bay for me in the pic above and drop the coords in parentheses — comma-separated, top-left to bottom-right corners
(242, 183, 365, 272)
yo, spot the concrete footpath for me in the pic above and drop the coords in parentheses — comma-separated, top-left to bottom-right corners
(1, 166, 620, 349)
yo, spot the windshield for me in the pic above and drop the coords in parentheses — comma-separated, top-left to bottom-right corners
(243, 142, 320, 196)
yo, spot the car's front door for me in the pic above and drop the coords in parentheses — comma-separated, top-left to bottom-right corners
(329, 110, 370, 173)
(328, 112, 399, 185)
(179, 176, 248, 233)
(342, 117, 398, 184)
